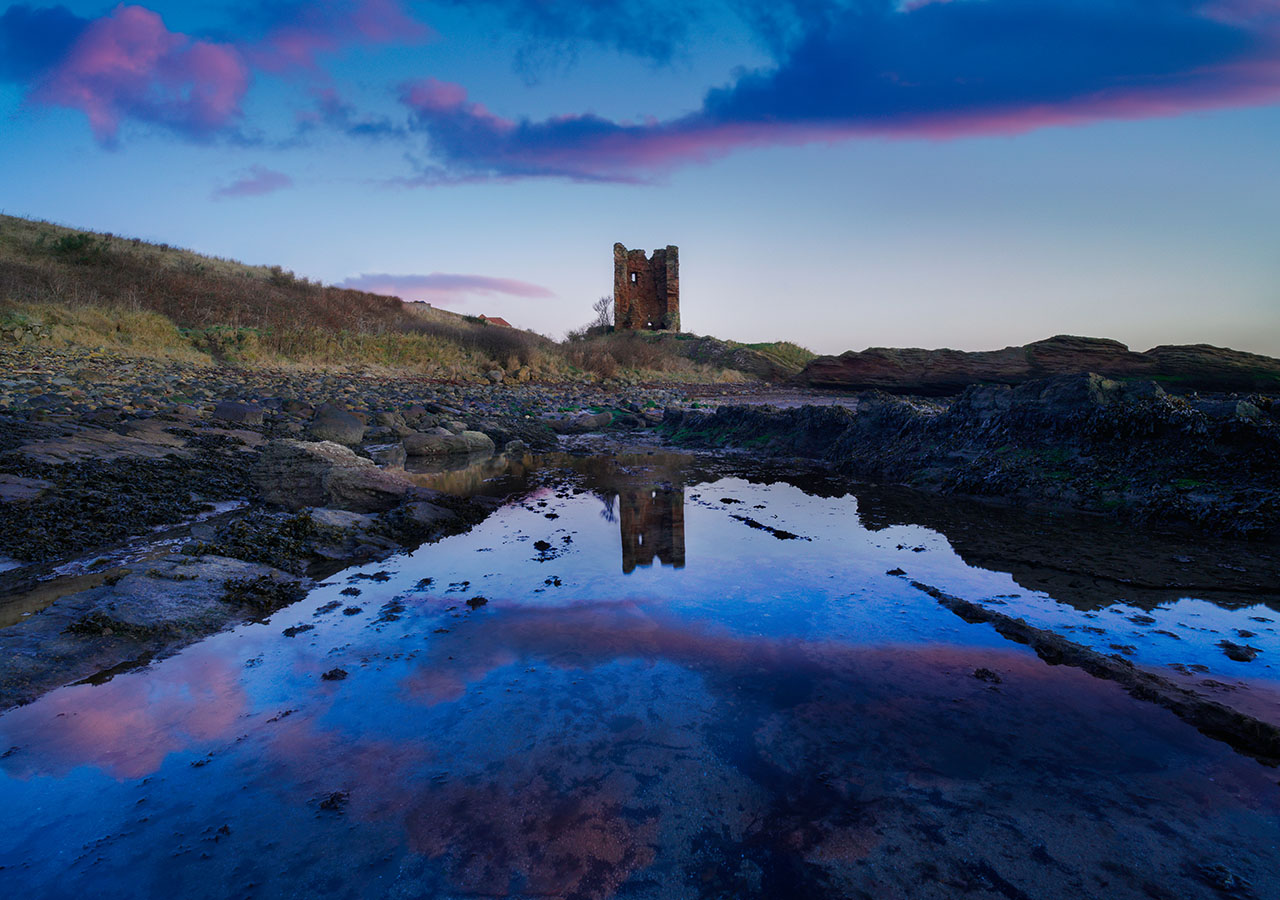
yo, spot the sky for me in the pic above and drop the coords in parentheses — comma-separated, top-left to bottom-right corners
(1, 0, 1278, 356)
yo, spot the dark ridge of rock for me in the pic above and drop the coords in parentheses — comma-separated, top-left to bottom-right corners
(911, 580, 1280, 767)
(662, 373, 1280, 537)
(798, 335, 1280, 395)
(846, 483, 1280, 614)
(1146, 343, 1280, 391)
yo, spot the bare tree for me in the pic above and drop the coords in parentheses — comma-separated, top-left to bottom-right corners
(591, 294, 613, 330)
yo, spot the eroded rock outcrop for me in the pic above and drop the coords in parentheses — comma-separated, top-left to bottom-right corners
(665, 373, 1280, 536)
(799, 335, 1280, 395)
(253, 439, 422, 512)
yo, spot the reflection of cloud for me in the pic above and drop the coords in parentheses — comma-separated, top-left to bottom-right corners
(400, 601, 818, 704)
(6, 595, 1279, 897)
(407, 774, 656, 899)
(0, 648, 247, 780)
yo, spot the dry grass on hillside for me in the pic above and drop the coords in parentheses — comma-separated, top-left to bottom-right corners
(0, 214, 557, 374)
(0, 214, 809, 383)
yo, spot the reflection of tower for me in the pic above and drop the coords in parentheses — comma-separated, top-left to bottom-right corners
(619, 487, 685, 574)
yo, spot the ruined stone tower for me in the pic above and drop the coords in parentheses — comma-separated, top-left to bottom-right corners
(613, 243, 679, 331)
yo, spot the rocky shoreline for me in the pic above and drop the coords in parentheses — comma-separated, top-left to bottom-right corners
(0, 346, 699, 708)
(664, 373, 1280, 538)
(2, 344, 1278, 711)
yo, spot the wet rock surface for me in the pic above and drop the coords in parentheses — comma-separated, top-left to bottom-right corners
(665, 373, 1280, 537)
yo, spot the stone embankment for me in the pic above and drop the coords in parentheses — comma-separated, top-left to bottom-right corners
(664, 372, 1280, 537)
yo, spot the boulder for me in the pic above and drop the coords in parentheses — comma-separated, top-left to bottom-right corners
(473, 418, 558, 451)
(571, 411, 613, 431)
(323, 466, 418, 513)
(1010, 373, 1122, 417)
(368, 442, 407, 468)
(403, 430, 495, 458)
(459, 430, 495, 453)
(1191, 398, 1265, 422)
(401, 500, 458, 528)
(213, 401, 264, 426)
(947, 384, 1013, 422)
(254, 440, 418, 512)
(308, 405, 366, 445)
(308, 508, 378, 530)
(255, 440, 367, 508)
(404, 433, 465, 457)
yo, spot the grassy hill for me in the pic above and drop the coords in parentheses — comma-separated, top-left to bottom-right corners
(0, 214, 809, 382)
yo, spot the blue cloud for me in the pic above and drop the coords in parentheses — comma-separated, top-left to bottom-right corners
(401, 0, 1280, 181)
(0, 3, 88, 81)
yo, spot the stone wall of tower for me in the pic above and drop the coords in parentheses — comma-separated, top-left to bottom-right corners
(613, 243, 680, 331)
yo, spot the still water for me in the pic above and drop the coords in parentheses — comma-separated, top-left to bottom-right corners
(2, 448, 1277, 899)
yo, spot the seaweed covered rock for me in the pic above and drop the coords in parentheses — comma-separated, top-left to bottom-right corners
(664, 373, 1280, 536)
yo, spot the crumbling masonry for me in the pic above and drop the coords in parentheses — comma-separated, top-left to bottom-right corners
(613, 243, 679, 331)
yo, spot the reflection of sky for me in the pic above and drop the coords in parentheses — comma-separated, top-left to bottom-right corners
(2, 465, 1279, 896)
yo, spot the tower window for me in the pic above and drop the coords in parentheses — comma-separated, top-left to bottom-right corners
(631, 272, 638, 283)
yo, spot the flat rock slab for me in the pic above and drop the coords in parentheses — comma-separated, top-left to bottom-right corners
(0, 474, 53, 502)
(18, 423, 189, 464)
(0, 554, 301, 709)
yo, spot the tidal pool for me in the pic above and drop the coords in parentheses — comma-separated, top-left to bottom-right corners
(2, 448, 1277, 899)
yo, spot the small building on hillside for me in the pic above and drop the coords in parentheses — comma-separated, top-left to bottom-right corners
(478, 315, 512, 327)
(613, 243, 679, 331)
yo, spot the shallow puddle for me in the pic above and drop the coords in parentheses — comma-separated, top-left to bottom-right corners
(2, 449, 1277, 898)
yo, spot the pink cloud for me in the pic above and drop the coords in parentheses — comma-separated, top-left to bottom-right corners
(33, 4, 249, 143)
(248, 0, 433, 74)
(399, 1, 1280, 182)
(339, 272, 555, 307)
(213, 164, 294, 198)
